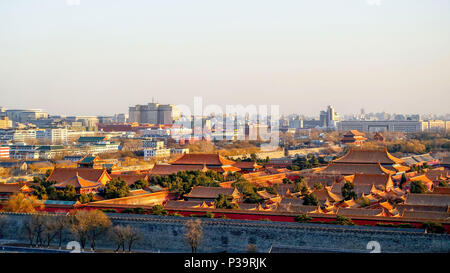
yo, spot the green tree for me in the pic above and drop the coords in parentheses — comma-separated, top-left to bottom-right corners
(303, 193, 319, 206)
(335, 215, 354, 226)
(293, 181, 308, 195)
(79, 193, 94, 204)
(294, 214, 312, 223)
(313, 182, 323, 190)
(282, 178, 291, 184)
(149, 205, 168, 215)
(399, 173, 407, 189)
(410, 180, 427, 194)
(130, 178, 149, 189)
(341, 182, 357, 201)
(422, 221, 445, 234)
(104, 178, 130, 199)
(214, 194, 239, 209)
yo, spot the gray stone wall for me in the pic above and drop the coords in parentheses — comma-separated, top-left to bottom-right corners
(1, 212, 449, 253)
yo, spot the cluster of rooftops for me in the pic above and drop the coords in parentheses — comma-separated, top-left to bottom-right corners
(0, 149, 449, 224)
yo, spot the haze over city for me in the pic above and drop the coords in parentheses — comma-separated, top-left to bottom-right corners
(1, 0, 449, 116)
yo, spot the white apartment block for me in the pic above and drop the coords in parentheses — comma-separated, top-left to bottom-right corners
(144, 148, 171, 160)
(36, 128, 68, 144)
(143, 140, 165, 149)
(13, 130, 37, 143)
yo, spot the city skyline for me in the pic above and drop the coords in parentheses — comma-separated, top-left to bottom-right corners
(1, 0, 449, 116)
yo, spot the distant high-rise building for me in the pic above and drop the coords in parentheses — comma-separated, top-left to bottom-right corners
(129, 103, 180, 125)
(320, 105, 339, 129)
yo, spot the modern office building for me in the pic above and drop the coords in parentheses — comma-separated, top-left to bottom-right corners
(5, 109, 48, 124)
(338, 120, 423, 133)
(129, 103, 180, 125)
(320, 105, 339, 129)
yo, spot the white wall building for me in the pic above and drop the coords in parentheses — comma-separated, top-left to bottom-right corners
(36, 128, 68, 144)
(144, 148, 171, 160)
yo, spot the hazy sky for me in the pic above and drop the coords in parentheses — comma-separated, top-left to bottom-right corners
(1, 0, 449, 117)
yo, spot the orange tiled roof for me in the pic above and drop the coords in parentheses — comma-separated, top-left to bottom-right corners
(54, 174, 102, 189)
(379, 201, 393, 211)
(424, 169, 449, 182)
(164, 200, 213, 209)
(110, 174, 148, 186)
(353, 173, 392, 188)
(406, 193, 450, 207)
(393, 165, 410, 172)
(346, 130, 366, 137)
(208, 165, 241, 173)
(0, 183, 32, 194)
(149, 164, 206, 175)
(185, 186, 238, 199)
(318, 162, 395, 175)
(333, 148, 404, 165)
(232, 161, 262, 169)
(337, 208, 383, 217)
(402, 210, 449, 220)
(47, 168, 110, 183)
(311, 188, 343, 203)
(169, 153, 235, 166)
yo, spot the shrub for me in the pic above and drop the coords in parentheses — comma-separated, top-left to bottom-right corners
(335, 215, 354, 226)
(149, 205, 167, 216)
(422, 221, 445, 234)
(294, 214, 312, 223)
(100, 209, 118, 213)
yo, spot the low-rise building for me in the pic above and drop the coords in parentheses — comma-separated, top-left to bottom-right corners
(144, 148, 171, 159)
(184, 186, 241, 203)
(0, 146, 10, 159)
(36, 128, 68, 144)
(170, 148, 190, 155)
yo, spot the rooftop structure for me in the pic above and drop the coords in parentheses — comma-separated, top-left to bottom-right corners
(169, 153, 240, 173)
(47, 167, 111, 185)
(184, 186, 241, 202)
(341, 130, 367, 146)
(316, 148, 408, 176)
(54, 174, 102, 194)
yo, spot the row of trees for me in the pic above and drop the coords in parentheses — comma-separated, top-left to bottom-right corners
(8, 210, 142, 252)
(148, 170, 223, 196)
(289, 155, 323, 171)
(0, 208, 206, 253)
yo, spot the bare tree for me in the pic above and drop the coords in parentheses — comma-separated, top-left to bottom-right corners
(71, 210, 112, 252)
(86, 210, 112, 251)
(185, 219, 203, 253)
(54, 214, 70, 249)
(70, 210, 90, 251)
(125, 225, 142, 252)
(23, 214, 46, 247)
(110, 225, 127, 252)
(110, 225, 143, 252)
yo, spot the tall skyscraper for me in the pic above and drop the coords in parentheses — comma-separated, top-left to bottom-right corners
(320, 105, 339, 129)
